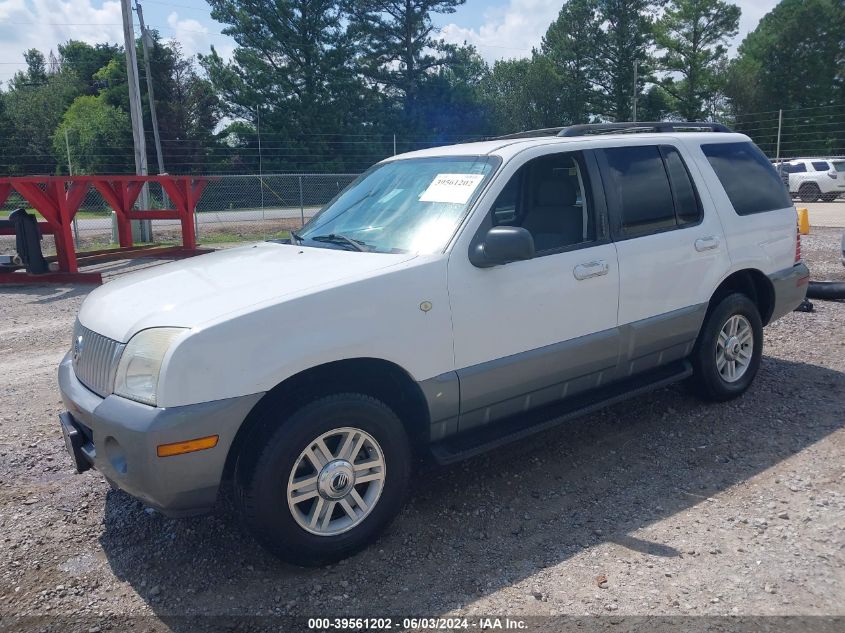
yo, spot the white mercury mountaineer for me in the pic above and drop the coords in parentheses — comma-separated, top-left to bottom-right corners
(59, 122, 809, 565)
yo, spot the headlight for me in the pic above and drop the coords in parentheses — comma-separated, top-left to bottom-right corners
(114, 328, 186, 406)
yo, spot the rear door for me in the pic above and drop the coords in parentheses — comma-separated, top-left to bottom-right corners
(595, 142, 729, 375)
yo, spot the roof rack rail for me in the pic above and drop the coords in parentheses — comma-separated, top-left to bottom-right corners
(494, 127, 566, 140)
(558, 121, 732, 136)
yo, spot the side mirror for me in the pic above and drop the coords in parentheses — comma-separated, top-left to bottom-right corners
(470, 226, 535, 268)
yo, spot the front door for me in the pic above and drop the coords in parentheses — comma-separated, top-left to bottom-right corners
(447, 148, 620, 432)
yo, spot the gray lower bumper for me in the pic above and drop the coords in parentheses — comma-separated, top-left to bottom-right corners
(58, 352, 263, 516)
(768, 262, 810, 323)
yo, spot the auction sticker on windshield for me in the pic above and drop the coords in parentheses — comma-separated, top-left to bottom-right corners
(419, 173, 485, 204)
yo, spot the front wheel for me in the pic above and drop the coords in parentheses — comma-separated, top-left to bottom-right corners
(690, 293, 763, 402)
(236, 393, 411, 566)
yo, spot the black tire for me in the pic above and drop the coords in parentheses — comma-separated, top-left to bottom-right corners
(690, 293, 763, 402)
(820, 193, 838, 202)
(235, 393, 411, 566)
(799, 183, 821, 203)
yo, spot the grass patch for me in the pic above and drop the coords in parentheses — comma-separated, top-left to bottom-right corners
(75, 240, 180, 253)
(197, 229, 290, 244)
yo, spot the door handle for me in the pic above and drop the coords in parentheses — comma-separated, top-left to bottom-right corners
(573, 260, 609, 280)
(695, 236, 720, 252)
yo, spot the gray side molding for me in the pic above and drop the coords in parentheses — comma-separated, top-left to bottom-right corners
(426, 303, 709, 441)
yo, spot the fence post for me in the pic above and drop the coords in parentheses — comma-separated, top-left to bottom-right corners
(299, 175, 305, 226)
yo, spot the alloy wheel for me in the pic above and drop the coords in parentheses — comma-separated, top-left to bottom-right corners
(287, 427, 386, 536)
(715, 314, 754, 383)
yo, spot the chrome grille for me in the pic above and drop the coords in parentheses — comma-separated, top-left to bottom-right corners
(71, 322, 125, 397)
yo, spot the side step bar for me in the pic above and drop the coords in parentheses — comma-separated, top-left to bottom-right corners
(429, 359, 693, 465)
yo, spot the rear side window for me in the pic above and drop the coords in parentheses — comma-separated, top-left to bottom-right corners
(602, 145, 676, 236)
(812, 161, 830, 171)
(783, 163, 807, 173)
(701, 142, 792, 215)
(661, 147, 702, 225)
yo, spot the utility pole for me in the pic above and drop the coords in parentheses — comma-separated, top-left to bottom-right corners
(632, 61, 638, 123)
(120, 0, 152, 242)
(136, 2, 165, 176)
(775, 108, 783, 162)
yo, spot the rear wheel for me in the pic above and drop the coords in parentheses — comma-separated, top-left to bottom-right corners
(821, 192, 838, 202)
(236, 393, 411, 566)
(690, 293, 763, 402)
(799, 183, 821, 202)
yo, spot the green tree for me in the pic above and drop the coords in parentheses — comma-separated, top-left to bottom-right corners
(594, 0, 656, 121)
(53, 95, 133, 174)
(93, 35, 223, 173)
(201, 0, 365, 171)
(1, 49, 83, 175)
(655, 0, 740, 121)
(13, 49, 48, 86)
(540, 0, 603, 125)
(350, 0, 465, 125)
(483, 56, 567, 133)
(156, 42, 222, 174)
(726, 0, 845, 156)
(412, 44, 493, 143)
(58, 40, 121, 94)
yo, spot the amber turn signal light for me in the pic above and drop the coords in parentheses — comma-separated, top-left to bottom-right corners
(156, 435, 219, 457)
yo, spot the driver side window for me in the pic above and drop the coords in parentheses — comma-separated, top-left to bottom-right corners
(491, 152, 596, 254)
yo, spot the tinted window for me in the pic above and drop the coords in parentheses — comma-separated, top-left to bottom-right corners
(834, 161, 845, 173)
(701, 142, 792, 215)
(662, 147, 702, 225)
(602, 145, 675, 235)
(783, 163, 806, 173)
(812, 161, 831, 171)
(491, 152, 596, 253)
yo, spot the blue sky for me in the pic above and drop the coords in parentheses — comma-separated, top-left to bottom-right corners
(0, 0, 780, 84)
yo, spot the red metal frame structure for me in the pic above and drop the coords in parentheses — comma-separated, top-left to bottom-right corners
(0, 175, 210, 283)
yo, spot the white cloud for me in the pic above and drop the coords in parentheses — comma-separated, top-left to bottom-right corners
(166, 12, 210, 58)
(439, 0, 561, 64)
(0, 0, 124, 83)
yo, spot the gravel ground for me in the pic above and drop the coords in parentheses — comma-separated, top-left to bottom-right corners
(0, 230, 843, 632)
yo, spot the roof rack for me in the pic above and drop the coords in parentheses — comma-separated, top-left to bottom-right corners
(558, 121, 732, 137)
(493, 121, 732, 141)
(495, 127, 567, 140)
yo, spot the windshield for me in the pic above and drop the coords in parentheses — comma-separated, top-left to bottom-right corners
(296, 156, 499, 254)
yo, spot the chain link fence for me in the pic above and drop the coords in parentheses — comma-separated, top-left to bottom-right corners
(0, 173, 359, 255)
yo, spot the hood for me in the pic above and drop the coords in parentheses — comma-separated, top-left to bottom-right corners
(78, 242, 416, 342)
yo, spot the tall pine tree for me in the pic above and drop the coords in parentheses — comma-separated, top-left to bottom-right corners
(655, 0, 740, 121)
(350, 0, 466, 129)
(593, 0, 655, 121)
(540, 0, 603, 125)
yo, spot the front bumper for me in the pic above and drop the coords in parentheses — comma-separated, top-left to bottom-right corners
(58, 352, 263, 516)
(768, 262, 810, 323)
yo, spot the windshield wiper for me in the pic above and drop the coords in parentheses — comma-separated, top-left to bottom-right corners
(309, 233, 370, 252)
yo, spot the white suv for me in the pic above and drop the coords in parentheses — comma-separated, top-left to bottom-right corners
(781, 157, 845, 202)
(58, 123, 809, 566)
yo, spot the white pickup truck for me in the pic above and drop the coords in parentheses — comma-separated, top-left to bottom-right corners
(59, 123, 808, 565)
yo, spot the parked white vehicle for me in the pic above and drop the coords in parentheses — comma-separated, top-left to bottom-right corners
(781, 157, 845, 202)
(59, 122, 809, 565)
